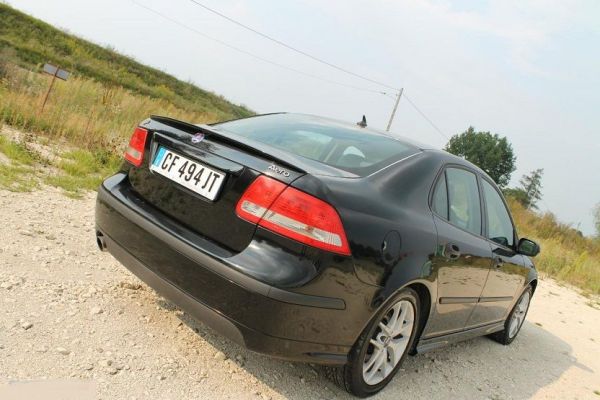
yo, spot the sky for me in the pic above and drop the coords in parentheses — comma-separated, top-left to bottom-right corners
(6, 0, 600, 235)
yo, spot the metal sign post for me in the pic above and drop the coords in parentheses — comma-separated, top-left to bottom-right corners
(40, 63, 70, 113)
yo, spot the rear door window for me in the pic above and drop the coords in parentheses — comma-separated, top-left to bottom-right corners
(446, 168, 482, 236)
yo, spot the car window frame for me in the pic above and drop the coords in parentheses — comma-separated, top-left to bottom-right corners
(428, 163, 485, 240)
(432, 170, 449, 219)
(479, 176, 519, 251)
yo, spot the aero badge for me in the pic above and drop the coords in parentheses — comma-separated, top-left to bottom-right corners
(191, 132, 205, 144)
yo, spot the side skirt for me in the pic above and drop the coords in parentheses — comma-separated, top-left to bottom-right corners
(415, 321, 504, 353)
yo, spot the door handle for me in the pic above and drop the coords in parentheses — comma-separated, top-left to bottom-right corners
(494, 257, 504, 268)
(443, 243, 461, 260)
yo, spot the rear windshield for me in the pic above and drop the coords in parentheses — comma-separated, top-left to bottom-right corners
(212, 114, 420, 176)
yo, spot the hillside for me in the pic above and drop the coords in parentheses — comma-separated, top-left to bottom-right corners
(0, 3, 253, 197)
(0, 3, 252, 119)
(509, 197, 600, 295)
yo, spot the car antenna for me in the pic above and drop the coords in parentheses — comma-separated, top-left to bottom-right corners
(357, 115, 367, 128)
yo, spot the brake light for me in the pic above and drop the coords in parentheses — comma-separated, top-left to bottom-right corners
(236, 176, 351, 255)
(124, 127, 148, 167)
(236, 176, 287, 223)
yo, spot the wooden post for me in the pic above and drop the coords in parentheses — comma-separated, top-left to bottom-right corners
(386, 88, 403, 132)
(40, 66, 59, 113)
(84, 107, 95, 137)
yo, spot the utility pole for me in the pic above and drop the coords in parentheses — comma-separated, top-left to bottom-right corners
(386, 88, 403, 132)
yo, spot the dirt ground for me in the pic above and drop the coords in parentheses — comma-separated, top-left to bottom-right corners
(0, 187, 598, 399)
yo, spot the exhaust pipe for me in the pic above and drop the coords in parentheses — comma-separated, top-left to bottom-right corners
(96, 232, 107, 252)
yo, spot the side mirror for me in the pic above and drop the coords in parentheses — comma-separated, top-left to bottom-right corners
(517, 238, 540, 257)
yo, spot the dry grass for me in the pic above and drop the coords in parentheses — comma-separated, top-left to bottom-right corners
(509, 198, 600, 294)
(0, 64, 221, 155)
(0, 62, 238, 198)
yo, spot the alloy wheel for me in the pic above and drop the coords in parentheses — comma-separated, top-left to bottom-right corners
(362, 299, 415, 385)
(508, 291, 530, 338)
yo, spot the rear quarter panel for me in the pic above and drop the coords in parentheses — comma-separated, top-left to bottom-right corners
(291, 152, 444, 333)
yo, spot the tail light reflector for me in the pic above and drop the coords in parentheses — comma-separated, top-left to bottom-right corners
(124, 127, 148, 167)
(236, 176, 351, 255)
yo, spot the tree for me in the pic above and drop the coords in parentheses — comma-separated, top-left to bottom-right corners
(519, 169, 544, 209)
(594, 203, 600, 237)
(445, 127, 516, 188)
(505, 169, 544, 210)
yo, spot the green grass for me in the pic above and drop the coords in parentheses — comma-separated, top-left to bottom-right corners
(57, 149, 121, 179)
(48, 148, 122, 197)
(44, 175, 89, 198)
(0, 163, 38, 192)
(0, 134, 120, 196)
(0, 134, 39, 191)
(0, 134, 36, 164)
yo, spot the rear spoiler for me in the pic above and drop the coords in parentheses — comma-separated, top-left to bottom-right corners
(147, 115, 306, 174)
(145, 115, 361, 178)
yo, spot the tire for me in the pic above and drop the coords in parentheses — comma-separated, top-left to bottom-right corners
(489, 286, 532, 345)
(324, 288, 421, 398)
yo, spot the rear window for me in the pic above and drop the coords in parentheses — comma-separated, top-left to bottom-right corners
(212, 114, 420, 176)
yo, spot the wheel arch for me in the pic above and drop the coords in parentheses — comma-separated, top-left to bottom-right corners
(353, 279, 435, 349)
(528, 278, 538, 294)
(405, 282, 432, 353)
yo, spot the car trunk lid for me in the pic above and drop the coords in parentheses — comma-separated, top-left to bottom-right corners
(127, 116, 305, 252)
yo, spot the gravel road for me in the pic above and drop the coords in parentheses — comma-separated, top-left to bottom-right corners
(0, 187, 599, 399)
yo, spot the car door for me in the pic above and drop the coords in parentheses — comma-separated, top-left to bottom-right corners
(466, 178, 529, 327)
(426, 166, 494, 337)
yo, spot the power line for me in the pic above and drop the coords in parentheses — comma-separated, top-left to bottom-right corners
(131, 0, 449, 141)
(130, 0, 390, 96)
(186, 0, 398, 91)
(403, 93, 449, 141)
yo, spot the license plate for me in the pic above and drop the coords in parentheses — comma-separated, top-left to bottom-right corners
(150, 146, 225, 201)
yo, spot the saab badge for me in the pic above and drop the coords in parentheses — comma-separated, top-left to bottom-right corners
(191, 132, 205, 144)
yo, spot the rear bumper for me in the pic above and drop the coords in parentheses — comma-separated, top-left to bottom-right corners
(95, 173, 353, 364)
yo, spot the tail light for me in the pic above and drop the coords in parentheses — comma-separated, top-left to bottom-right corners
(236, 176, 351, 255)
(124, 127, 148, 167)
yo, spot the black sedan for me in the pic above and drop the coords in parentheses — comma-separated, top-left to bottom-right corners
(95, 113, 540, 397)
